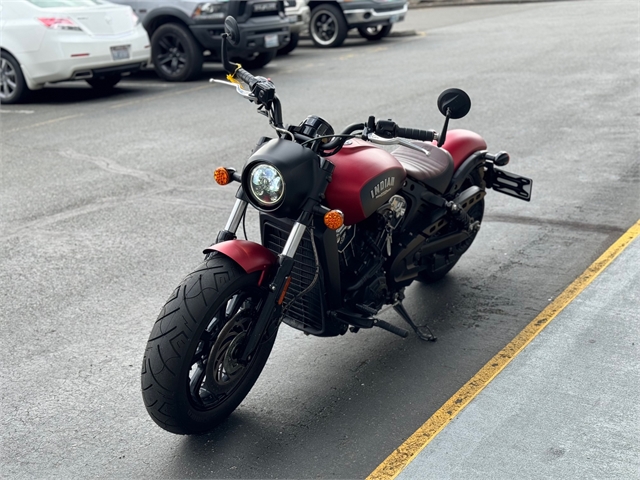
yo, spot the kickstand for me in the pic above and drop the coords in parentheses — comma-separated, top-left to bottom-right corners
(393, 302, 437, 342)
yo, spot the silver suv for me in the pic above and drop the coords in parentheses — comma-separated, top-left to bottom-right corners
(279, 0, 311, 54)
(109, 0, 291, 81)
(308, 0, 408, 48)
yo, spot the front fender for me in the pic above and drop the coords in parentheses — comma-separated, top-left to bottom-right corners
(203, 240, 277, 277)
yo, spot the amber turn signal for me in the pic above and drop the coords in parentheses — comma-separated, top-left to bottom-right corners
(214, 167, 231, 185)
(323, 210, 344, 230)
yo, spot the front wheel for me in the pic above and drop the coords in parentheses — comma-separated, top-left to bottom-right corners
(309, 4, 348, 48)
(357, 25, 392, 41)
(151, 23, 203, 81)
(141, 254, 277, 434)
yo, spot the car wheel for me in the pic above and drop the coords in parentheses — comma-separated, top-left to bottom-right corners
(357, 25, 392, 41)
(86, 74, 121, 90)
(0, 52, 29, 104)
(231, 50, 276, 70)
(151, 23, 203, 81)
(309, 4, 348, 48)
(278, 32, 299, 55)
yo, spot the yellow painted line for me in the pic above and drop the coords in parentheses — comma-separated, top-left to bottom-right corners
(5, 114, 84, 133)
(367, 219, 640, 480)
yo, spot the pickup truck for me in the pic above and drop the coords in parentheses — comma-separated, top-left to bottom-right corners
(110, 0, 291, 81)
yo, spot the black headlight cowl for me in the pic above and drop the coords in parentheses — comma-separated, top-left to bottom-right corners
(242, 139, 323, 218)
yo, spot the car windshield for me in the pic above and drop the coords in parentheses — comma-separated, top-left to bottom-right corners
(26, 0, 104, 7)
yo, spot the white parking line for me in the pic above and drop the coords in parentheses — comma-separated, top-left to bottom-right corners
(0, 110, 35, 114)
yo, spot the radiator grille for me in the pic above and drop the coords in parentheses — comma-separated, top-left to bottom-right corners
(263, 222, 324, 332)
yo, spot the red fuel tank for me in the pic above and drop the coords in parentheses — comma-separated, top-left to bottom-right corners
(325, 139, 406, 225)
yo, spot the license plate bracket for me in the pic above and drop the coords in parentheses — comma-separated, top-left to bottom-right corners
(264, 34, 279, 49)
(489, 167, 533, 201)
(110, 45, 131, 61)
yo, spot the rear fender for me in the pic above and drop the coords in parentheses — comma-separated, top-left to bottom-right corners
(203, 240, 277, 285)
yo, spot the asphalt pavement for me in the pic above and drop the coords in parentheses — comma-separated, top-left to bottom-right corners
(1, 0, 639, 478)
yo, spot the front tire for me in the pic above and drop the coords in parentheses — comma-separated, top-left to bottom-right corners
(309, 4, 348, 48)
(357, 25, 392, 41)
(151, 23, 203, 81)
(1, 52, 29, 104)
(141, 254, 277, 434)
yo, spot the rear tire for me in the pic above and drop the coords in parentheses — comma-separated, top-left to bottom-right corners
(309, 4, 348, 48)
(151, 23, 203, 81)
(418, 170, 485, 283)
(1, 52, 29, 104)
(86, 74, 121, 89)
(141, 253, 277, 434)
(357, 25, 392, 41)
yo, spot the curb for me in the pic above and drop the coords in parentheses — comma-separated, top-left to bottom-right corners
(410, 0, 576, 8)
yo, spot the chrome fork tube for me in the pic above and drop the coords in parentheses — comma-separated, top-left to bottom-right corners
(281, 222, 306, 258)
(224, 199, 248, 234)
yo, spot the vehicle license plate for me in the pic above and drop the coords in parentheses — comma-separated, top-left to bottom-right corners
(287, 14, 297, 23)
(110, 45, 131, 61)
(389, 14, 399, 24)
(265, 34, 279, 48)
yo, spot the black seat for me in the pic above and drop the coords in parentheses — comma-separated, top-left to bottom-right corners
(391, 141, 454, 194)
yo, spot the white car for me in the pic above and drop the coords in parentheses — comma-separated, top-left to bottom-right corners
(0, 0, 150, 104)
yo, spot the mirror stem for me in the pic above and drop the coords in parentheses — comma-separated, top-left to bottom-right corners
(438, 108, 451, 148)
(221, 33, 237, 75)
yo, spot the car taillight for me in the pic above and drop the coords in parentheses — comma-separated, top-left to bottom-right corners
(131, 10, 140, 26)
(37, 17, 83, 31)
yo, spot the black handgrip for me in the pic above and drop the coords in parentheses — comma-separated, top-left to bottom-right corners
(235, 68, 256, 88)
(396, 127, 434, 142)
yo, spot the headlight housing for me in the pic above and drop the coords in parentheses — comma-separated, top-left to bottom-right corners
(248, 163, 285, 207)
(241, 139, 323, 218)
(192, 2, 228, 19)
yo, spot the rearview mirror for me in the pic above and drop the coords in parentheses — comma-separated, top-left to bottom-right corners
(224, 16, 240, 47)
(437, 88, 471, 119)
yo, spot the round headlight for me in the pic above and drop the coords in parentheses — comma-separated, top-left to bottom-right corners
(248, 163, 285, 207)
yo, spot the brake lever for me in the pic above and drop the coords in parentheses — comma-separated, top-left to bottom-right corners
(209, 78, 255, 100)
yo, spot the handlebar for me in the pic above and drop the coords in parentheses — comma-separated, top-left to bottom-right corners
(235, 68, 257, 89)
(375, 119, 435, 143)
(395, 127, 434, 142)
(221, 24, 438, 153)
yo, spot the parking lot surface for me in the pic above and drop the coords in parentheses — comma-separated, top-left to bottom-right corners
(1, 1, 639, 478)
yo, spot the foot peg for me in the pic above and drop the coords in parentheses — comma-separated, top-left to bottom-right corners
(393, 302, 437, 342)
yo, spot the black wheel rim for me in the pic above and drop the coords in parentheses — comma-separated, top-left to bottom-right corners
(0, 58, 17, 100)
(155, 33, 188, 76)
(311, 11, 338, 45)
(187, 286, 265, 410)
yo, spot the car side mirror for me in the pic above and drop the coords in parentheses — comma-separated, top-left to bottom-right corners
(224, 16, 240, 47)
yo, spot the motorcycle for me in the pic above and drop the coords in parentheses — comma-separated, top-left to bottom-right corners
(141, 17, 533, 434)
